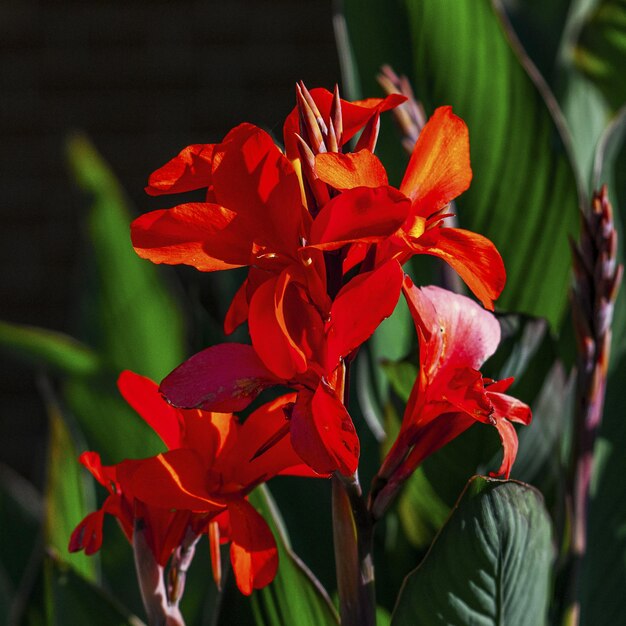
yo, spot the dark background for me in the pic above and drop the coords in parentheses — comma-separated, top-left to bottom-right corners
(0, 1, 341, 485)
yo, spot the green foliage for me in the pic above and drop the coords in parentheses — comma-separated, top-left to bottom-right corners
(0, 321, 101, 377)
(342, 0, 581, 329)
(45, 555, 143, 626)
(249, 485, 339, 626)
(43, 389, 97, 582)
(574, 0, 626, 111)
(391, 477, 553, 626)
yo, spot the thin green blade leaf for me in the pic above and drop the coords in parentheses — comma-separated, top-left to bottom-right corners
(43, 383, 97, 582)
(391, 477, 553, 626)
(249, 485, 339, 626)
(0, 320, 100, 377)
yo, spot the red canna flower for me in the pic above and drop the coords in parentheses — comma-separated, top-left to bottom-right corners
(160, 259, 405, 477)
(371, 279, 530, 518)
(308, 106, 506, 310)
(69, 371, 318, 596)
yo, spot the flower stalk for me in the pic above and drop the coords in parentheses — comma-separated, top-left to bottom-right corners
(565, 186, 622, 625)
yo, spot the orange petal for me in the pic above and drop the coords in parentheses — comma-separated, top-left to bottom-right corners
(131, 203, 251, 271)
(315, 150, 388, 190)
(228, 499, 278, 595)
(400, 106, 472, 216)
(411, 227, 506, 310)
(146, 144, 215, 196)
(128, 450, 225, 511)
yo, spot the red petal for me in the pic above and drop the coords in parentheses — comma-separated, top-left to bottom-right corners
(290, 386, 359, 476)
(160, 343, 280, 412)
(412, 227, 506, 310)
(228, 499, 278, 595)
(212, 123, 303, 259)
(315, 150, 388, 190)
(224, 278, 250, 335)
(397, 411, 476, 477)
(235, 394, 320, 483)
(326, 260, 403, 370)
(69, 509, 105, 555)
(131, 203, 253, 271)
(146, 144, 215, 196)
(117, 370, 182, 450)
(309, 186, 411, 250)
(489, 389, 532, 425)
(489, 418, 519, 478)
(248, 273, 308, 380)
(78, 451, 116, 491)
(127, 450, 225, 511)
(400, 106, 472, 215)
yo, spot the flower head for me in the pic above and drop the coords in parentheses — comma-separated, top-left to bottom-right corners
(70, 371, 319, 595)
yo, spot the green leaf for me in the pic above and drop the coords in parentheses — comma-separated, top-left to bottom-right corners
(391, 477, 553, 626)
(0, 320, 101, 376)
(381, 360, 417, 404)
(43, 384, 97, 582)
(574, 0, 626, 111)
(249, 485, 339, 626)
(341, 0, 581, 328)
(67, 133, 185, 381)
(45, 554, 144, 626)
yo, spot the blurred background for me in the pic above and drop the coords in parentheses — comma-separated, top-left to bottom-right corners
(0, 0, 341, 487)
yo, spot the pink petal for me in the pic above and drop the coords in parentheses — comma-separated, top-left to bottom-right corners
(160, 343, 280, 412)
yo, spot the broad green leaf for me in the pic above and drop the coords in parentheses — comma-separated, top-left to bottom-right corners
(66, 133, 185, 381)
(249, 485, 339, 626)
(500, 0, 572, 79)
(574, 0, 626, 111)
(391, 477, 552, 626)
(43, 386, 97, 582)
(0, 321, 101, 377)
(580, 352, 626, 624)
(341, 0, 581, 328)
(45, 554, 144, 626)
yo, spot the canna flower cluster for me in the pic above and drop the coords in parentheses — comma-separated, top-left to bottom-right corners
(70, 84, 530, 602)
